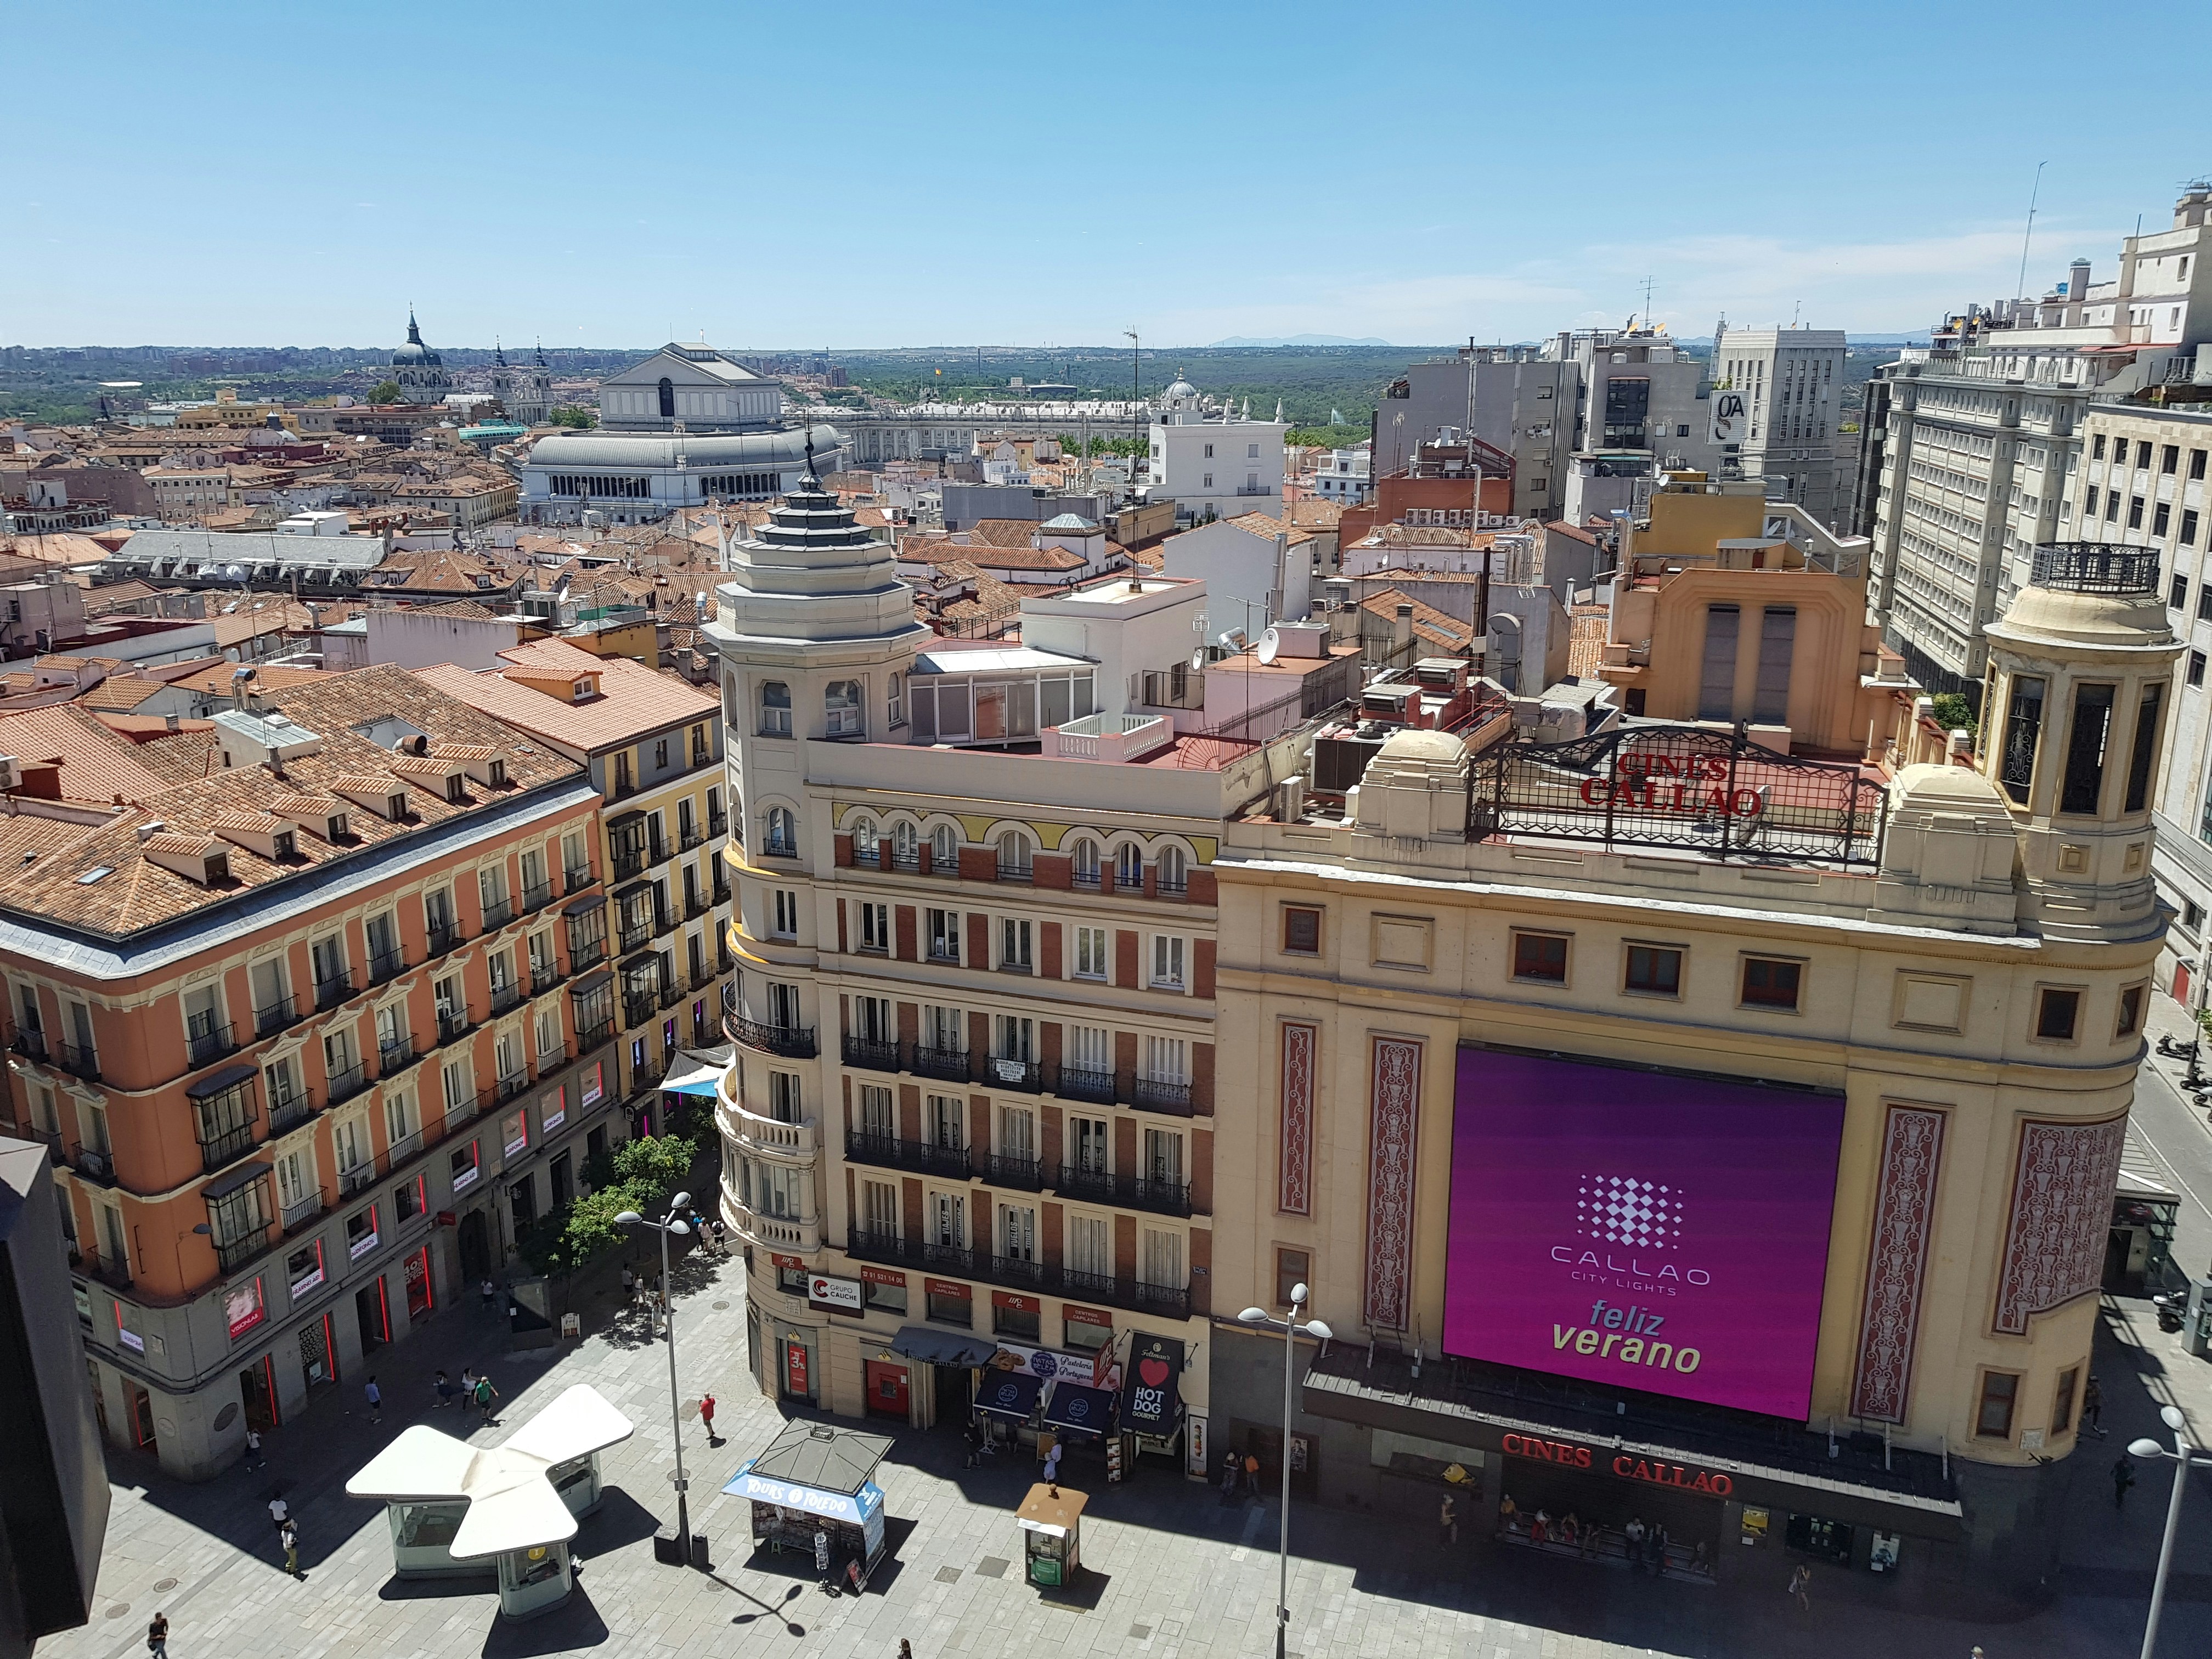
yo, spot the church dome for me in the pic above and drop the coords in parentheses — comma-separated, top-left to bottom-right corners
(392, 312, 441, 368)
(1161, 373, 1200, 404)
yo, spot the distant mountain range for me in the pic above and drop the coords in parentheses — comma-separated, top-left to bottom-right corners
(1207, 334, 1398, 348)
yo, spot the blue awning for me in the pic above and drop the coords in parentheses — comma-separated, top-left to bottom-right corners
(1041, 1381, 1115, 1436)
(973, 1370, 1043, 1422)
(660, 1046, 730, 1096)
(723, 1460, 886, 1527)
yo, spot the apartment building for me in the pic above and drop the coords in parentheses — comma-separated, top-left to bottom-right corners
(1863, 189, 2212, 693)
(1710, 326, 1849, 527)
(705, 469, 1308, 1470)
(2059, 403, 2212, 1003)
(1147, 375, 1288, 525)
(0, 666, 620, 1478)
(1210, 542, 2175, 1600)
(418, 639, 733, 1119)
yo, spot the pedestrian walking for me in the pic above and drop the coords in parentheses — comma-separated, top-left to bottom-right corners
(364, 1376, 382, 1423)
(899, 1643, 913, 1659)
(473, 1373, 501, 1424)
(1623, 1515, 1646, 1569)
(267, 1493, 290, 1533)
(244, 1425, 266, 1469)
(280, 1519, 300, 1578)
(1788, 1564, 1812, 1611)
(146, 1611, 168, 1656)
(700, 1392, 718, 1444)
(2083, 1375, 2106, 1437)
(1042, 1440, 1062, 1486)
(1498, 1492, 1519, 1534)
(1220, 1449, 1239, 1497)
(1440, 1492, 1458, 1545)
(435, 1370, 458, 1410)
(1650, 1521, 1671, 1576)
(479, 1277, 498, 1311)
(620, 1266, 635, 1303)
(1243, 1451, 1260, 1497)
(2113, 1453, 2137, 1506)
(963, 1419, 985, 1469)
(712, 1218, 728, 1254)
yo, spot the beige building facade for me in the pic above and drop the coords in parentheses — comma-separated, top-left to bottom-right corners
(1207, 545, 2176, 1598)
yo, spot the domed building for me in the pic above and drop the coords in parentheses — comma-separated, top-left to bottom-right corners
(1160, 371, 1203, 414)
(390, 311, 451, 407)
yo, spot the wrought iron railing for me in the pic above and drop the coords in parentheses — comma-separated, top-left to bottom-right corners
(727, 1013, 817, 1059)
(2030, 541, 2162, 594)
(842, 1036, 900, 1071)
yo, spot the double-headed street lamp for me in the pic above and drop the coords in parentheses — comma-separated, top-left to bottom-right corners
(618, 1194, 694, 1564)
(1238, 1285, 1333, 1659)
(2127, 1404, 2212, 1658)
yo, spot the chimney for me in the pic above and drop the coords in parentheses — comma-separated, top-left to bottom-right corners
(1393, 603, 1415, 654)
(2068, 257, 2091, 300)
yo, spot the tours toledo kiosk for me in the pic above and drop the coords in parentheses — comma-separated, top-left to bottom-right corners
(727, 1421, 892, 1587)
(347, 1384, 634, 1620)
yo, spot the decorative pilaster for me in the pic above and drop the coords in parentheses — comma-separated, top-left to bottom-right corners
(1993, 1115, 2129, 1335)
(1362, 1037, 1421, 1332)
(1850, 1105, 1946, 1423)
(1278, 1023, 1316, 1216)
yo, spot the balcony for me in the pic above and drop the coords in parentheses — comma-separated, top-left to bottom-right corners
(844, 1131, 972, 1181)
(268, 1091, 314, 1135)
(1130, 1176, 1194, 1218)
(531, 963, 562, 996)
(367, 946, 407, 986)
(387, 1128, 422, 1167)
(1071, 868, 1101, 890)
(623, 994, 657, 1031)
(690, 966, 715, 992)
(845, 1228, 923, 1270)
(494, 1069, 531, 1104)
(630, 1056, 665, 1093)
(568, 932, 608, 970)
(338, 1162, 377, 1198)
(565, 863, 595, 895)
(712, 876, 731, 905)
(77, 1250, 131, 1292)
(1059, 1266, 1192, 1320)
(489, 980, 523, 1017)
(56, 1041, 100, 1082)
(214, 1231, 268, 1275)
(185, 1020, 235, 1067)
(659, 982, 685, 1011)
(437, 1009, 472, 1047)
(325, 1061, 369, 1106)
(685, 891, 709, 921)
(479, 894, 515, 931)
(724, 1097, 816, 1159)
(199, 1122, 258, 1174)
(708, 810, 727, 838)
(427, 917, 462, 956)
(691, 1018, 716, 1048)
(983, 1056, 1042, 1094)
(726, 1013, 817, 1059)
(978, 1153, 1045, 1192)
(577, 1017, 615, 1050)
(73, 1146, 118, 1187)
(988, 1253, 1047, 1291)
(312, 970, 352, 1011)
(1132, 1076, 1193, 1116)
(376, 1032, 419, 1075)
(680, 823, 706, 853)
(280, 1192, 323, 1233)
(923, 1240, 974, 1276)
(1053, 1064, 1116, 1105)
(912, 1045, 972, 1085)
(842, 1035, 900, 1072)
(520, 879, 555, 915)
(728, 1196, 818, 1255)
(9, 1031, 46, 1063)
(1157, 874, 1188, 898)
(253, 995, 296, 1037)
(647, 837, 672, 867)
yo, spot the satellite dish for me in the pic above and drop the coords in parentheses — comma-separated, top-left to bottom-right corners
(1257, 628, 1282, 665)
(1189, 648, 1206, 672)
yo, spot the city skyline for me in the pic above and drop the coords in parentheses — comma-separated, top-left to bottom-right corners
(8, 1, 2208, 349)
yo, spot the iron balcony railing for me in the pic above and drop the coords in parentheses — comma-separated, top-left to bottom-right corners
(1052, 1165, 1194, 1217)
(680, 823, 706, 853)
(989, 1252, 1047, 1289)
(659, 982, 685, 1011)
(630, 1056, 665, 1092)
(1053, 1064, 1116, 1105)
(1131, 1076, 1193, 1115)
(577, 1017, 616, 1050)
(10, 1031, 45, 1062)
(2030, 541, 2162, 594)
(845, 1228, 925, 1270)
(377, 1032, 418, 1074)
(624, 994, 657, 1030)
(198, 1121, 258, 1175)
(564, 864, 595, 894)
(73, 1146, 117, 1186)
(531, 963, 562, 996)
(325, 1060, 369, 1106)
(842, 1035, 900, 1071)
(979, 1153, 1045, 1192)
(437, 1009, 472, 1046)
(368, 946, 407, 985)
(489, 980, 523, 1016)
(913, 1045, 972, 1084)
(712, 876, 731, 905)
(268, 1091, 314, 1135)
(495, 1069, 531, 1104)
(520, 879, 555, 914)
(480, 894, 515, 930)
(983, 1056, 1042, 1094)
(707, 810, 727, 837)
(727, 1013, 817, 1059)
(186, 1020, 235, 1067)
(844, 1131, 972, 1181)
(685, 891, 709, 920)
(427, 917, 463, 955)
(312, 969, 352, 1011)
(56, 1041, 100, 1081)
(215, 1232, 267, 1274)
(253, 995, 295, 1036)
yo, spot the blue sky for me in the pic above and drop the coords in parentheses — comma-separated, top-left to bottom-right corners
(8, 0, 2210, 349)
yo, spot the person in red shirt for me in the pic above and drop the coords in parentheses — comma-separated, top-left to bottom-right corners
(700, 1392, 718, 1444)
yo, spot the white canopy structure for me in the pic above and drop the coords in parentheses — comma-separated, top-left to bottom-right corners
(347, 1384, 634, 1559)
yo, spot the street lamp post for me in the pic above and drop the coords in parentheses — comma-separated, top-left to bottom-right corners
(2127, 1404, 2212, 1658)
(1238, 1286, 1333, 1659)
(618, 1194, 694, 1565)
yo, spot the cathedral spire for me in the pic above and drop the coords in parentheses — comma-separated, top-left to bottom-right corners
(407, 308, 423, 346)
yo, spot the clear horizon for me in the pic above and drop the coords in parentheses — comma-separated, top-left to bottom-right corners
(8, 0, 2208, 351)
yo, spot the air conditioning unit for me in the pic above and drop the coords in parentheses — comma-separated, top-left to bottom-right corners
(1276, 776, 1307, 822)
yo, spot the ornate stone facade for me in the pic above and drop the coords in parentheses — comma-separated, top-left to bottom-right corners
(1278, 1022, 1315, 1216)
(1361, 1037, 1421, 1332)
(1993, 1115, 2129, 1335)
(1850, 1104, 1947, 1422)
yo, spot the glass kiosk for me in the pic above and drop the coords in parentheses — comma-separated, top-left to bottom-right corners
(1017, 1483, 1086, 1588)
(347, 1384, 634, 1621)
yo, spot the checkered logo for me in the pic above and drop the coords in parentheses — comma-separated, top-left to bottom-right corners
(1577, 1176, 1685, 1251)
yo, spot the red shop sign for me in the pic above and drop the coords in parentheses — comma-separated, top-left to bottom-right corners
(859, 1265, 908, 1288)
(785, 1339, 811, 1398)
(990, 1290, 1037, 1312)
(770, 1254, 806, 1271)
(1500, 1431, 1734, 1498)
(1062, 1304, 1114, 1328)
(923, 1278, 971, 1299)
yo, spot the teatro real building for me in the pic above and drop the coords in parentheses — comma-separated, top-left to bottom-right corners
(1206, 543, 2177, 1606)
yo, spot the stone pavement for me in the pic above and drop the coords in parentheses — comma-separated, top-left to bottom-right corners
(36, 1232, 2212, 1659)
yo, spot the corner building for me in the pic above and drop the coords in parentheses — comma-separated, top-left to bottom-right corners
(1210, 543, 2176, 1600)
(707, 466, 1273, 1465)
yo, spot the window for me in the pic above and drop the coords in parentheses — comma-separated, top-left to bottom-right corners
(887, 672, 905, 728)
(1141, 1226, 1184, 1289)
(1283, 907, 1322, 955)
(2193, 652, 2207, 690)
(2117, 984, 2146, 1039)
(1976, 1370, 2019, 1439)
(2129, 496, 2146, 529)
(865, 1273, 906, 1316)
(2086, 486, 2101, 517)
(1143, 1035, 1188, 1085)
(825, 680, 863, 737)
(759, 681, 792, 737)
(1064, 1312, 1110, 1351)
(657, 376, 674, 419)
(2052, 1366, 2080, 1436)
(1156, 845, 1188, 894)
(1115, 843, 1143, 889)
(1696, 604, 1740, 720)
(1068, 1108, 1109, 1173)
(2092, 434, 2108, 460)
(927, 1093, 966, 1149)
(926, 909, 960, 963)
(2155, 503, 2173, 538)
(1741, 956, 1802, 1011)
(1999, 675, 2046, 803)
(2059, 684, 2115, 814)
(766, 1070, 802, 1123)
(1624, 944, 1683, 997)
(1511, 931, 1568, 983)
(2138, 441, 2155, 469)
(764, 806, 797, 856)
(996, 830, 1032, 879)
(1070, 838, 1099, 888)
(999, 917, 1032, 971)
(1276, 1246, 1311, 1308)
(1074, 926, 1108, 979)
(858, 1085, 894, 1138)
(653, 738, 669, 771)
(772, 890, 799, 938)
(2193, 450, 2209, 481)
(2036, 986, 2081, 1041)
(2125, 685, 2164, 813)
(927, 1282, 971, 1327)
(1066, 1212, 1109, 1276)
(1150, 934, 1185, 988)
(930, 824, 958, 870)
(857, 901, 889, 951)
(768, 981, 803, 1031)
(2185, 509, 2202, 547)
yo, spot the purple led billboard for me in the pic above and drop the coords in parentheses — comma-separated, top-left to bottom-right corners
(1443, 1048, 1845, 1420)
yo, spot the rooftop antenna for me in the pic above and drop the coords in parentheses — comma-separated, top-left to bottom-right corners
(1791, 299, 1802, 329)
(1641, 275, 1655, 329)
(1125, 328, 1141, 486)
(2015, 160, 2049, 305)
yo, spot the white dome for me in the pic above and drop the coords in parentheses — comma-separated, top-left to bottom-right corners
(1162, 375, 1200, 403)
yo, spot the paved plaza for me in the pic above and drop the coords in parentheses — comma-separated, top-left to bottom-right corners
(36, 1227, 2212, 1659)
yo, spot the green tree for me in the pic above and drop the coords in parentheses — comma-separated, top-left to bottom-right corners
(368, 379, 401, 404)
(1928, 691, 1976, 733)
(1285, 424, 1367, 449)
(549, 405, 597, 429)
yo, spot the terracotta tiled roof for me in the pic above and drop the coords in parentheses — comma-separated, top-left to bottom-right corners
(430, 742, 499, 762)
(1358, 588, 1475, 652)
(415, 639, 717, 753)
(75, 675, 168, 714)
(0, 705, 174, 804)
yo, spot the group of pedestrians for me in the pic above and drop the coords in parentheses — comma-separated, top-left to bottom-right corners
(1216, 1447, 1263, 1503)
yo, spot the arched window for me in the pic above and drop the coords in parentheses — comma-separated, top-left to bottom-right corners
(759, 681, 791, 737)
(849, 816, 877, 867)
(825, 680, 864, 738)
(658, 377, 675, 419)
(996, 830, 1033, 880)
(891, 821, 918, 870)
(1115, 843, 1143, 889)
(764, 806, 797, 857)
(1157, 845, 1188, 894)
(1069, 837, 1100, 888)
(930, 824, 958, 872)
